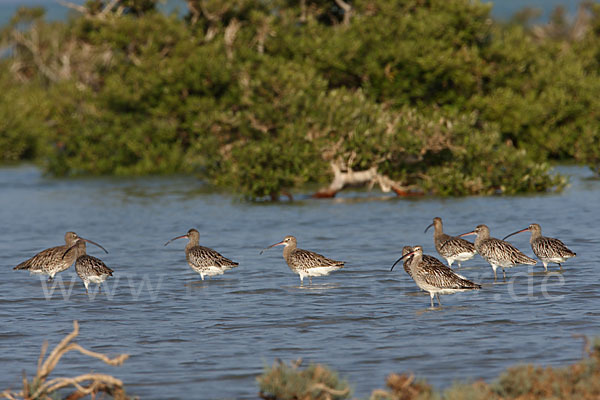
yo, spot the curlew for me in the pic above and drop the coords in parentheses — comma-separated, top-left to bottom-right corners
(260, 235, 344, 285)
(391, 245, 481, 307)
(425, 217, 477, 268)
(164, 228, 238, 280)
(64, 239, 111, 293)
(398, 245, 443, 279)
(456, 224, 536, 280)
(503, 223, 576, 271)
(14, 232, 101, 280)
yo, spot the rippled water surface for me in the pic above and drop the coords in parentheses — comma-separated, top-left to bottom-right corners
(1, 166, 598, 399)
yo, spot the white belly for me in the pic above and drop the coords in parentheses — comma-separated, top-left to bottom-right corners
(88, 275, 108, 284)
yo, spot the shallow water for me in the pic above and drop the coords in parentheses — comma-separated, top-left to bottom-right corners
(0, 165, 598, 399)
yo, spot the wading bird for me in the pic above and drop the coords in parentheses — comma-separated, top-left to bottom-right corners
(503, 223, 575, 272)
(261, 235, 344, 285)
(15, 232, 92, 280)
(391, 245, 481, 308)
(425, 217, 476, 268)
(63, 238, 111, 293)
(164, 228, 238, 280)
(456, 224, 536, 280)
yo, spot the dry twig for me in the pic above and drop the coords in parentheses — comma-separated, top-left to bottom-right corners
(314, 161, 419, 198)
(1, 320, 129, 400)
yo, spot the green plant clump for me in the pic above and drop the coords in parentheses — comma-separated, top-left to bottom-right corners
(258, 360, 351, 400)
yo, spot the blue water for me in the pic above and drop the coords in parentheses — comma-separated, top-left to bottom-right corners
(0, 165, 598, 399)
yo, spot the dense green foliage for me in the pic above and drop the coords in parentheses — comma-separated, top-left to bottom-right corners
(1, 0, 599, 199)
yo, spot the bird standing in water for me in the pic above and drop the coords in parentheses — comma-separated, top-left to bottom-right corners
(15, 232, 88, 280)
(503, 223, 576, 271)
(261, 235, 344, 285)
(391, 245, 481, 308)
(425, 217, 476, 268)
(63, 238, 111, 293)
(164, 228, 238, 280)
(456, 224, 536, 280)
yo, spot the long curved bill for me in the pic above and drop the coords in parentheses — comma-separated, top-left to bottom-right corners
(62, 238, 108, 259)
(439, 230, 474, 250)
(259, 241, 285, 255)
(390, 250, 416, 271)
(62, 243, 77, 259)
(502, 228, 529, 241)
(164, 234, 188, 247)
(458, 231, 476, 238)
(80, 237, 108, 254)
(424, 223, 434, 234)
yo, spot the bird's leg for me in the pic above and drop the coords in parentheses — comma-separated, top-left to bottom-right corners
(558, 263, 562, 271)
(430, 294, 434, 308)
(436, 294, 442, 307)
(47, 276, 53, 282)
(502, 268, 507, 281)
(493, 266, 497, 281)
(543, 262, 548, 272)
(309, 276, 312, 285)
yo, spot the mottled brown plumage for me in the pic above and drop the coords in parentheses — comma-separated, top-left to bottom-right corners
(395, 245, 442, 279)
(458, 224, 536, 280)
(425, 217, 476, 268)
(164, 228, 238, 280)
(65, 240, 113, 293)
(503, 223, 576, 271)
(391, 245, 481, 307)
(14, 232, 82, 280)
(261, 235, 344, 284)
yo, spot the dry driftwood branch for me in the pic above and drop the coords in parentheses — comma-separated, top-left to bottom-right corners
(333, 0, 352, 25)
(39, 373, 124, 395)
(255, 17, 273, 54)
(198, 0, 221, 22)
(2, 320, 129, 400)
(314, 161, 419, 198)
(99, 0, 121, 19)
(531, 3, 591, 41)
(11, 30, 60, 82)
(186, 0, 201, 25)
(224, 18, 241, 59)
(58, 0, 121, 20)
(300, 0, 307, 22)
(310, 382, 351, 396)
(57, 0, 88, 14)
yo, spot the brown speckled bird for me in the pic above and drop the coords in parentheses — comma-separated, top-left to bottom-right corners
(457, 224, 536, 280)
(391, 245, 481, 307)
(64, 239, 111, 293)
(261, 235, 344, 285)
(398, 245, 442, 279)
(14, 232, 102, 280)
(164, 228, 238, 280)
(425, 217, 477, 268)
(503, 223, 576, 271)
